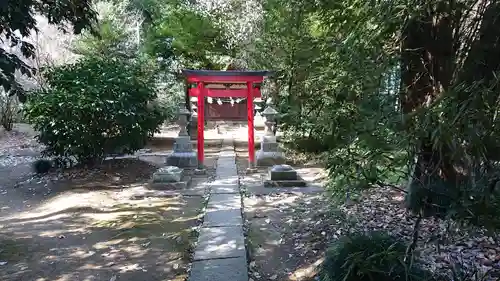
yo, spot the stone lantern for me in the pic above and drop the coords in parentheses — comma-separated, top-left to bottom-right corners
(262, 104, 278, 137)
(177, 104, 190, 137)
(166, 104, 197, 167)
(256, 100, 285, 166)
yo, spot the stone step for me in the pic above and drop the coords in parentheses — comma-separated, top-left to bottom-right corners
(217, 161, 236, 165)
(216, 174, 238, 179)
(193, 226, 245, 260)
(207, 193, 241, 210)
(216, 169, 237, 174)
(203, 208, 242, 227)
(217, 160, 236, 164)
(210, 184, 239, 194)
(211, 177, 239, 185)
(188, 257, 248, 281)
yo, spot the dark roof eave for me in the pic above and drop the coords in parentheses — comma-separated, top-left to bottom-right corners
(182, 69, 272, 77)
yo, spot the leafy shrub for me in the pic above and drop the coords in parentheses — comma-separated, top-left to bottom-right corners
(406, 164, 500, 229)
(25, 56, 164, 164)
(320, 232, 435, 281)
(32, 159, 53, 174)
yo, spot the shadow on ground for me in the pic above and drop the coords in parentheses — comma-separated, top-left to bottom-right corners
(0, 192, 203, 281)
(0, 135, 223, 281)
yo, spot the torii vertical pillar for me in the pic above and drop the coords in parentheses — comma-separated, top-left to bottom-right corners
(196, 81, 205, 171)
(247, 81, 256, 170)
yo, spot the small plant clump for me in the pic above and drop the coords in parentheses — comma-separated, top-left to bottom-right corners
(32, 159, 53, 174)
(320, 232, 435, 281)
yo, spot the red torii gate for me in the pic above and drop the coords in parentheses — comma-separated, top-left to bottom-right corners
(183, 69, 269, 169)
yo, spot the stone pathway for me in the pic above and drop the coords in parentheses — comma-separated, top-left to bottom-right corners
(189, 136, 248, 281)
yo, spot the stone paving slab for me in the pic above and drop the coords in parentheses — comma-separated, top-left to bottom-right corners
(217, 161, 236, 166)
(188, 257, 248, 281)
(216, 166, 237, 172)
(193, 226, 245, 260)
(211, 184, 239, 194)
(204, 208, 242, 227)
(211, 177, 239, 185)
(207, 193, 241, 210)
(216, 172, 238, 177)
(216, 174, 238, 179)
(216, 164, 236, 169)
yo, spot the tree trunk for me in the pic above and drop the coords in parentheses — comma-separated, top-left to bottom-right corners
(400, 1, 458, 183)
(401, 1, 500, 218)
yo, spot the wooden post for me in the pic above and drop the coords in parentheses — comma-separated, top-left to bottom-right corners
(247, 81, 255, 169)
(197, 81, 205, 169)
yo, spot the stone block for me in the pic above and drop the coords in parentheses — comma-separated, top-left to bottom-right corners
(264, 179, 307, 187)
(269, 164, 298, 181)
(166, 151, 197, 168)
(194, 168, 206, 175)
(261, 142, 279, 152)
(152, 166, 183, 183)
(256, 151, 285, 166)
(188, 257, 248, 281)
(173, 136, 193, 152)
(260, 135, 277, 143)
(193, 226, 245, 260)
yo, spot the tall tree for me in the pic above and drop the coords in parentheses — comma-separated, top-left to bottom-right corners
(0, 0, 98, 100)
(402, 1, 500, 223)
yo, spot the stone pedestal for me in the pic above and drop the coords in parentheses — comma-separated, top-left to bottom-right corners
(152, 166, 183, 182)
(264, 164, 307, 187)
(150, 166, 189, 190)
(256, 104, 285, 166)
(167, 105, 197, 168)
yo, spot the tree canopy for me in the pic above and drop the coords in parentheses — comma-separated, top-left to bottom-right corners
(0, 0, 98, 100)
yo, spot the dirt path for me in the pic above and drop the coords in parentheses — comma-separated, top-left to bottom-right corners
(0, 127, 223, 281)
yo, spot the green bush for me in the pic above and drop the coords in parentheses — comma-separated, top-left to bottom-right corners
(320, 232, 435, 281)
(25, 56, 164, 164)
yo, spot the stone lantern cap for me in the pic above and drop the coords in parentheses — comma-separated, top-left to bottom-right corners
(262, 106, 278, 120)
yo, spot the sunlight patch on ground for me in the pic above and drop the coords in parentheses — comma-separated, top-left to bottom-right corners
(289, 257, 324, 281)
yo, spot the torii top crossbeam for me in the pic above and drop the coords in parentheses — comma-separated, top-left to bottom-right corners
(184, 69, 268, 98)
(182, 69, 270, 169)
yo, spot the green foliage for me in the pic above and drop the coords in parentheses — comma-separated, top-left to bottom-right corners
(251, 0, 409, 197)
(72, 0, 143, 58)
(320, 232, 434, 281)
(0, 0, 97, 99)
(145, 3, 231, 69)
(406, 164, 500, 229)
(24, 55, 164, 164)
(251, 0, 500, 231)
